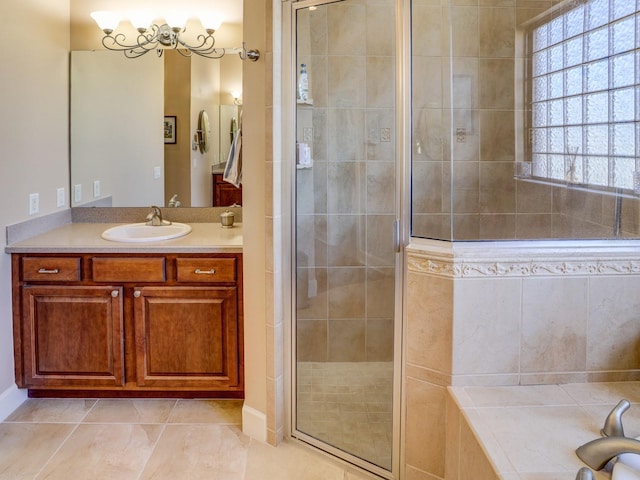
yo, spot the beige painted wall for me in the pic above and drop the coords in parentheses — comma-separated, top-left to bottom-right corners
(0, 0, 70, 394)
(241, 0, 268, 432)
(164, 50, 193, 206)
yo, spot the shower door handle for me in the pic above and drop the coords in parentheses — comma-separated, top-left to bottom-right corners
(393, 219, 401, 253)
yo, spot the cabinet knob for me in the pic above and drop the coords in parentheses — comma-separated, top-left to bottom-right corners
(133, 291, 141, 298)
(195, 269, 216, 275)
(111, 290, 119, 298)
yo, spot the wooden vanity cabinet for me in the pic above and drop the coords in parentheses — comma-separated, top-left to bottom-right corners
(12, 253, 243, 398)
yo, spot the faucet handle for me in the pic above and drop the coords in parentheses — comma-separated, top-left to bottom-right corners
(575, 467, 594, 480)
(602, 399, 631, 437)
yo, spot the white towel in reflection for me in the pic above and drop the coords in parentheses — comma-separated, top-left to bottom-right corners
(223, 128, 242, 188)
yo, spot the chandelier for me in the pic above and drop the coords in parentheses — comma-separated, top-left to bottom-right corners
(90, 11, 260, 61)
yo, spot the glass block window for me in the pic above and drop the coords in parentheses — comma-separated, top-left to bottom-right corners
(526, 0, 640, 192)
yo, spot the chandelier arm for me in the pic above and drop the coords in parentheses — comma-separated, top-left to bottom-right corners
(174, 34, 226, 59)
(101, 29, 160, 56)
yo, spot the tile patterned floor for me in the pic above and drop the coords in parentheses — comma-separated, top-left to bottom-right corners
(0, 398, 373, 480)
(296, 362, 394, 470)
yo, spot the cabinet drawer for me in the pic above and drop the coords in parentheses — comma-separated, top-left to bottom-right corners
(176, 258, 236, 283)
(22, 257, 81, 282)
(92, 257, 166, 282)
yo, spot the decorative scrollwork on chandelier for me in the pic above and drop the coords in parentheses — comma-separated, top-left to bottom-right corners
(91, 11, 260, 61)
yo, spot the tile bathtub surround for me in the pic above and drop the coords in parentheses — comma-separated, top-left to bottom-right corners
(0, 398, 374, 480)
(447, 382, 640, 479)
(407, 239, 640, 385)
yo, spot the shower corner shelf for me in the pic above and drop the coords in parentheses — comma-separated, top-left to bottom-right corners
(297, 99, 314, 106)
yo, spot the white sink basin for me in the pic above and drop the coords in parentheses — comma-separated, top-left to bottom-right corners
(101, 222, 192, 243)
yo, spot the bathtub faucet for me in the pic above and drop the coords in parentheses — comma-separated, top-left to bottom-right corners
(576, 436, 640, 470)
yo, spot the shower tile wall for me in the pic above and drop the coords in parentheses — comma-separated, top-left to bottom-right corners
(296, 0, 396, 363)
(412, 0, 640, 240)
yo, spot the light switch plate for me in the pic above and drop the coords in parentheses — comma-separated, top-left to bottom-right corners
(93, 180, 101, 198)
(29, 193, 39, 215)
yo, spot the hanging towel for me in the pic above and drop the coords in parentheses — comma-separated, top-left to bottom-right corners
(223, 127, 242, 187)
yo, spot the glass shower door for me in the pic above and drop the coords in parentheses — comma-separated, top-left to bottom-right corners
(292, 0, 398, 475)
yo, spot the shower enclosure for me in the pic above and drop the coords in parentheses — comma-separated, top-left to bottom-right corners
(288, 0, 640, 478)
(290, 0, 401, 477)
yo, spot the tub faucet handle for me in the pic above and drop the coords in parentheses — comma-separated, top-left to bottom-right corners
(602, 399, 631, 437)
(575, 467, 594, 480)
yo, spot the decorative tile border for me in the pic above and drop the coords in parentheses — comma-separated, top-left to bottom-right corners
(407, 239, 640, 278)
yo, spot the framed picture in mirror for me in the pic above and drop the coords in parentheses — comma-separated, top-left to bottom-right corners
(164, 116, 176, 144)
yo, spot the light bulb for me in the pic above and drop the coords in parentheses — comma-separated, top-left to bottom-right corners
(128, 11, 154, 31)
(199, 12, 223, 32)
(163, 11, 189, 30)
(90, 11, 121, 33)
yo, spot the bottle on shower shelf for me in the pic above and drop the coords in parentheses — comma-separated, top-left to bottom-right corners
(298, 63, 309, 102)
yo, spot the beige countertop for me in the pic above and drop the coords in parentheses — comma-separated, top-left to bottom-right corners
(5, 222, 243, 254)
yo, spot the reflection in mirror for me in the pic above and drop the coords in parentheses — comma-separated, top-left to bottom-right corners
(197, 110, 210, 153)
(70, 49, 242, 208)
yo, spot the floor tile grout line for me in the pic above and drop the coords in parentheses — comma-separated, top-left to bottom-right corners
(32, 420, 83, 479)
(135, 422, 168, 480)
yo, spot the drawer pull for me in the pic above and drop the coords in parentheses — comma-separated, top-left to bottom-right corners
(37, 268, 60, 274)
(111, 290, 119, 298)
(194, 269, 216, 275)
(133, 291, 141, 298)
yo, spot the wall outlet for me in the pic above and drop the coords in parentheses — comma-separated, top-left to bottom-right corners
(93, 180, 101, 198)
(74, 184, 82, 203)
(29, 193, 39, 215)
(56, 187, 65, 208)
(153, 166, 161, 179)
(381, 127, 391, 142)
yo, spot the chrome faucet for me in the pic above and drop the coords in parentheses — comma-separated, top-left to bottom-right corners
(601, 399, 630, 437)
(575, 399, 640, 471)
(145, 206, 167, 226)
(168, 194, 181, 208)
(576, 436, 640, 470)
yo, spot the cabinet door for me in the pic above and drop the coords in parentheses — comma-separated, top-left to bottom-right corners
(133, 287, 240, 389)
(217, 185, 242, 207)
(21, 285, 124, 387)
(213, 174, 242, 206)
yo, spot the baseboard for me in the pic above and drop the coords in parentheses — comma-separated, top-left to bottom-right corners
(242, 404, 267, 442)
(0, 385, 27, 422)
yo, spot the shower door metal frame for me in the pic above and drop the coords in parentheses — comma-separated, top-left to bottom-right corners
(283, 0, 411, 478)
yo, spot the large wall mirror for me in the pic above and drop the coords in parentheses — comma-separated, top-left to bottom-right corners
(70, 50, 242, 207)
